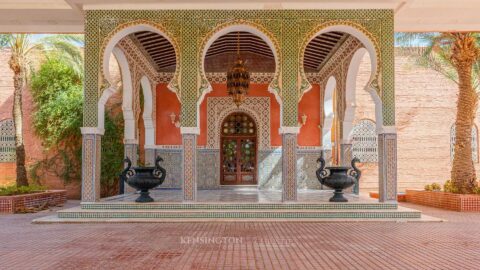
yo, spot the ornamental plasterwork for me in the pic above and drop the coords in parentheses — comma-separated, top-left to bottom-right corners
(299, 20, 382, 96)
(99, 19, 181, 95)
(118, 37, 159, 84)
(84, 10, 393, 128)
(207, 97, 270, 150)
(317, 36, 362, 83)
(198, 20, 282, 100)
(157, 72, 320, 85)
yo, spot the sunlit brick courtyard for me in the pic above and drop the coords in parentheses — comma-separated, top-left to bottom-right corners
(1, 202, 479, 270)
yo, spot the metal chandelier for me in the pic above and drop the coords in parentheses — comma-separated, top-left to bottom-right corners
(226, 32, 250, 107)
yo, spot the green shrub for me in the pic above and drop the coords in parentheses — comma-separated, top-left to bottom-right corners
(425, 183, 441, 191)
(29, 56, 124, 197)
(0, 185, 46, 196)
(443, 180, 458, 193)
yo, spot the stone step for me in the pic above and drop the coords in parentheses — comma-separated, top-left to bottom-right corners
(81, 202, 398, 210)
(58, 206, 420, 219)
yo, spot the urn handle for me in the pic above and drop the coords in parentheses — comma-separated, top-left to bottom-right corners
(120, 157, 135, 182)
(316, 155, 329, 183)
(153, 156, 167, 182)
(348, 157, 362, 181)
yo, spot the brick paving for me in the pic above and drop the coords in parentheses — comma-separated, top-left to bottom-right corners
(1, 201, 480, 270)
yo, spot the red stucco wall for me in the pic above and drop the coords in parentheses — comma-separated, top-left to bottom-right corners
(298, 84, 321, 146)
(155, 84, 182, 145)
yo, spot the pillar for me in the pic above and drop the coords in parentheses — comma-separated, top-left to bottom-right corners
(340, 142, 358, 194)
(340, 141, 353, 166)
(280, 127, 299, 202)
(81, 127, 103, 202)
(144, 148, 156, 166)
(123, 139, 138, 194)
(378, 127, 397, 202)
(181, 127, 199, 201)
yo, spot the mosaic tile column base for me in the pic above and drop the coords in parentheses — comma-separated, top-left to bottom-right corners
(378, 132, 397, 202)
(124, 143, 138, 194)
(281, 128, 299, 202)
(182, 133, 197, 201)
(81, 133, 101, 202)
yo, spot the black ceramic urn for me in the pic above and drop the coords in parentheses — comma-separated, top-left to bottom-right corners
(120, 156, 166, 203)
(316, 156, 361, 202)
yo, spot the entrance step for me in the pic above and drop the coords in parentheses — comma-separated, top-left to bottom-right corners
(80, 202, 398, 210)
(51, 205, 420, 220)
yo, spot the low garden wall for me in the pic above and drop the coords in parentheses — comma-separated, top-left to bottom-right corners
(0, 190, 66, 214)
(405, 189, 480, 212)
(369, 192, 406, 202)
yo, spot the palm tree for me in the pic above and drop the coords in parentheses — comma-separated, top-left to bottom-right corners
(396, 32, 480, 193)
(0, 34, 83, 187)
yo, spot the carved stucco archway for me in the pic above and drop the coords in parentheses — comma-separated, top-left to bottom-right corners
(299, 21, 381, 98)
(100, 20, 180, 95)
(198, 21, 283, 128)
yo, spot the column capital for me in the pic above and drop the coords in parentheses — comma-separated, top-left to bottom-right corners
(378, 126, 396, 134)
(123, 139, 139, 144)
(279, 126, 300, 134)
(81, 127, 104, 135)
(180, 127, 200, 135)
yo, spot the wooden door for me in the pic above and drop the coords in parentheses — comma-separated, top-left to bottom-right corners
(220, 113, 257, 185)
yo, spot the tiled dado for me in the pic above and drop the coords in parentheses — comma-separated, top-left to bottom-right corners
(57, 210, 420, 219)
(81, 202, 398, 210)
(151, 148, 324, 190)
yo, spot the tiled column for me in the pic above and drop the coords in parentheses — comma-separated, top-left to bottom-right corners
(80, 128, 103, 202)
(378, 127, 397, 202)
(340, 142, 353, 166)
(123, 139, 138, 193)
(144, 148, 156, 166)
(340, 142, 356, 194)
(280, 127, 299, 202)
(181, 127, 199, 202)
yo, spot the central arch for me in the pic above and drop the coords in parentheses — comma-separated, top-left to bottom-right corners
(197, 21, 283, 128)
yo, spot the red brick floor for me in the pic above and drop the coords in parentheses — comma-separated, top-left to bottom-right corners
(1, 201, 480, 270)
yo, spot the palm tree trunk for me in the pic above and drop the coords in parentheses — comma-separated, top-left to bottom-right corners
(451, 34, 479, 193)
(10, 57, 28, 187)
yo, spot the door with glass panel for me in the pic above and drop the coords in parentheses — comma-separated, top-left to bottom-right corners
(220, 112, 257, 185)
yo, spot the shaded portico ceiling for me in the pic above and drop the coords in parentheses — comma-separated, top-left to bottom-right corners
(124, 30, 350, 74)
(1, 1, 480, 32)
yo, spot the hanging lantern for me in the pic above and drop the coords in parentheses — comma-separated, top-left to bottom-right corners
(227, 32, 250, 107)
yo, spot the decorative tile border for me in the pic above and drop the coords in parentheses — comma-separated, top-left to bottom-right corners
(59, 210, 419, 219)
(81, 202, 398, 210)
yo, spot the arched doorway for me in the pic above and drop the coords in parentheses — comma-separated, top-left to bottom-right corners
(220, 112, 257, 185)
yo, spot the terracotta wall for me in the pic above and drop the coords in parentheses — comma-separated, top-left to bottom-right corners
(155, 84, 182, 145)
(298, 84, 321, 146)
(155, 82, 322, 147)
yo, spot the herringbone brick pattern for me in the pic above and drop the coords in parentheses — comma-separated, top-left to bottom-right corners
(1, 201, 480, 269)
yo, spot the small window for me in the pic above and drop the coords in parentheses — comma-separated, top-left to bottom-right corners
(450, 124, 478, 162)
(0, 119, 15, 162)
(352, 119, 377, 163)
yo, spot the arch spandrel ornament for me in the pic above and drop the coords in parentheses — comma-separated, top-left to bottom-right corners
(299, 20, 382, 98)
(198, 20, 282, 102)
(99, 20, 181, 97)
